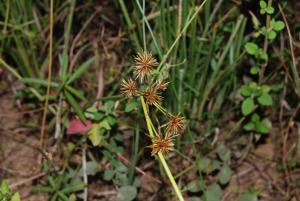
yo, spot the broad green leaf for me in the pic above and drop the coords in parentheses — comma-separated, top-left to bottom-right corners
(219, 164, 232, 185)
(65, 90, 86, 121)
(249, 82, 257, 90)
(125, 101, 139, 112)
(250, 66, 259, 75)
(257, 93, 272, 106)
(258, 50, 268, 61)
(11, 192, 21, 201)
(1, 180, 10, 195)
(115, 146, 124, 153)
(242, 98, 255, 116)
(244, 122, 255, 131)
(198, 157, 210, 171)
(238, 192, 258, 201)
(251, 113, 260, 122)
(259, 0, 266, 8)
(189, 197, 202, 201)
(187, 180, 203, 193)
(244, 42, 258, 55)
(204, 184, 222, 201)
(116, 186, 137, 201)
(99, 119, 111, 130)
(84, 107, 97, 119)
(261, 85, 270, 93)
(82, 161, 99, 176)
(94, 112, 105, 121)
(67, 57, 94, 85)
(114, 133, 123, 142)
(265, 6, 274, 14)
(273, 20, 285, 31)
(260, 8, 266, 15)
(210, 159, 221, 172)
(103, 169, 115, 181)
(88, 124, 103, 146)
(217, 145, 231, 162)
(106, 116, 116, 126)
(68, 194, 77, 201)
(104, 101, 115, 113)
(115, 172, 129, 186)
(271, 83, 283, 92)
(240, 85, 252, 97)
(256, 118, 271, 134)
(267, 30, 276, 40)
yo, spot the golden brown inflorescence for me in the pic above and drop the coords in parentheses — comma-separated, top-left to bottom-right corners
(150, 135, 174, 156)
(143, 87, 162, 105)
(166, 114, 185, 135)
(121, 50, 185, 156)
(134, 51, 158, 81)
(120, 78, 138, 98)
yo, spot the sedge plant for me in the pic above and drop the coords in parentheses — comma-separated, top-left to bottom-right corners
(121, 51, 185, 201)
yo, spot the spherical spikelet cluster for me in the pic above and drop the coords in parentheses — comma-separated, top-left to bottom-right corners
(120, 78, 138, 98)
(166, 114, 185, 135)
(143, 87, 162, 105)
(150, 135, 174, 156)
(134, 51, 158, 81)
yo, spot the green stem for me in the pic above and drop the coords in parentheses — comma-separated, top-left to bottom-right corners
(118, 0, 142, 50)
(158, 152, 185, 201)
(140, 96, 185, 201)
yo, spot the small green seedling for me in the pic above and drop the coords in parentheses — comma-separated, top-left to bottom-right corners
(0, 180, 21, 201)
(259, 0, 274, 14)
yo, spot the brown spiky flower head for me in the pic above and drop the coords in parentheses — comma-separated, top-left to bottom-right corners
(120, 78, 138, 98)
(143, 87, 162, 105)
(166, 114, 185, 135)
(134, 51, 158, 81)
(150, 135, 174, 156)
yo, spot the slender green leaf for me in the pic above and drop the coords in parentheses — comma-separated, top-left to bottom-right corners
(65, 90, 86, 121)
(67, 57, 94, 85)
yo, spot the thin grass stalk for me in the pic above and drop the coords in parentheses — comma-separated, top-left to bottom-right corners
(157, 0, 207, 72)
(40, 0, 54, 149)
(142, 0, 146, 51)
(0, 0, 10, 52)
(118, 0, 142, 50)
(135, 0, 162, 58)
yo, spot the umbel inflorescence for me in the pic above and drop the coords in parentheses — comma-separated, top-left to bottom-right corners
(121, 51, 185, 156)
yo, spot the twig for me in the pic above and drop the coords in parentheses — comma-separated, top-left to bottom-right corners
(54, 95, 62, 139)
(9, 172, 46, 189)
(40, 0, 54, 149)
(82, 147, 88, 201)
(88, 189, 116, 197)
